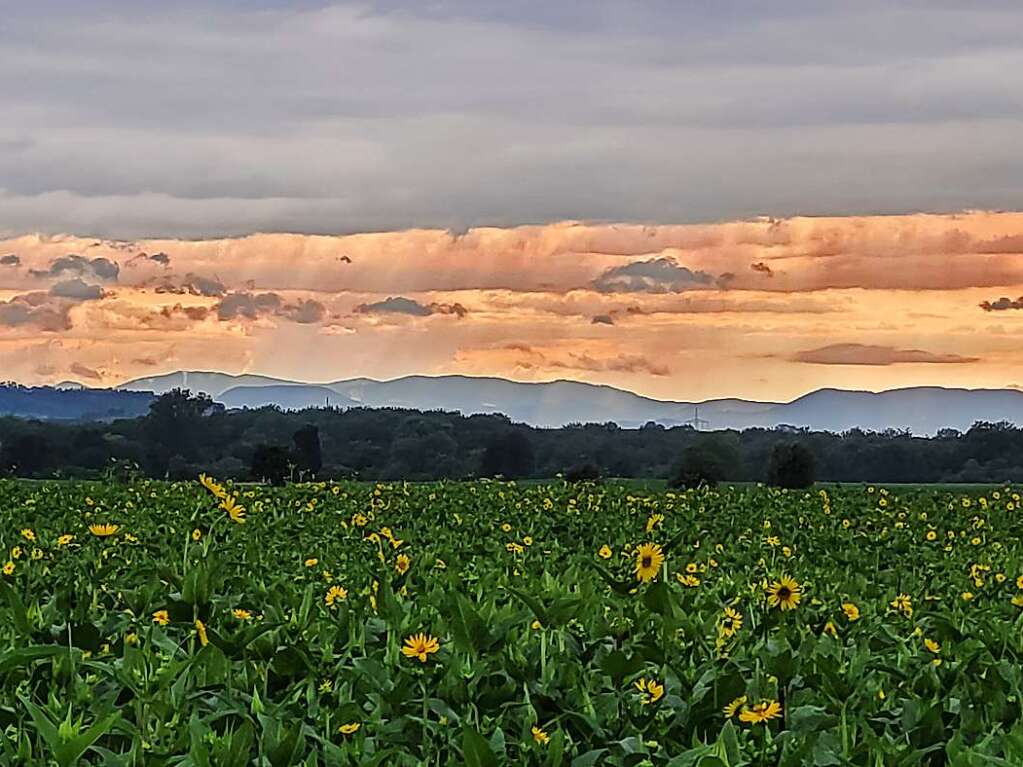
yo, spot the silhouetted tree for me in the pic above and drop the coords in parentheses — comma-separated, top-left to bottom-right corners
(767, 442, 816, 488)
(564, 463, 601, 482)
(479, 431, 535, 478)
(250, 444, 291, 485)
(292, 424, 323, 477)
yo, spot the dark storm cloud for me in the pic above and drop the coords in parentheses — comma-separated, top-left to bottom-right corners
(2, 3, 1023, 237)
(152, 273, 226, 297)
(0, 255, 20, 266)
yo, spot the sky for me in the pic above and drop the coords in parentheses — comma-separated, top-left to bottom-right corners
(2, 2, 1023, 401)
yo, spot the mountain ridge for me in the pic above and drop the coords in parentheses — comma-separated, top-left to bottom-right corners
(110, 370, 1023, 434)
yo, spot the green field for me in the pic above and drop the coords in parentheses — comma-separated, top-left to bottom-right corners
(1, 477, 1022, 765)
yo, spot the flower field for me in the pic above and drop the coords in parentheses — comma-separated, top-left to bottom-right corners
(1, 478, 1023, 765)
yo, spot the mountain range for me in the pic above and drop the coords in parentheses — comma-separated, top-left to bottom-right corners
(102, 370, 1023, 435)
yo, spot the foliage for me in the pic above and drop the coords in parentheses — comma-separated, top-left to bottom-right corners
(1, 479, 1023, 763)
(767, 443, 817, 489)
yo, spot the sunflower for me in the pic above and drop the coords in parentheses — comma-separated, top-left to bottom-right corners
(198, 473, 227, 499)
(88, 523, 120, 537)
(220, 496, 246, 524)
(395, 554, 411, 575)
(634, 677, 665, 705)
(401, 632, 440, 663)
(634, 542, 664, 583)
(304, 558, 318, 567)
(924, 638, 940, 654)
(2, 561, 13, 576)
(194, 619, 209, 647)
(719, 606, 743, 637)
(338, 722, 361, 735)
(598, 545, 612, 560)
(738, 700, 783, 724)
(645, 513, 664, 533)
(531, 726, 550, 745)
(841, 602, 860, 621)
(192, 529, 202, 541)
(890, 593, 913, 617)
(325, 585, 348, 606)
(766, 576, 802, 611)
(233, 608, 253, 620)
(57, 534, 74, 546)
(723, 695, 747, 718)
(19, 528, 35, 542)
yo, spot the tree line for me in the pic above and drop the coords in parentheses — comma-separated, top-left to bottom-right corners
(0, 389, 1022, 485)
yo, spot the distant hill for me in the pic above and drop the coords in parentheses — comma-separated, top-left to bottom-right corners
(114, 371, 1023, 434)
(0, 385, 153, 421)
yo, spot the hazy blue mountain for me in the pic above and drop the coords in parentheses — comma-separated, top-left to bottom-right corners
(0, 385, 153, 420)
(115, 371, 1023, 434)
(218, 385, 358, 411)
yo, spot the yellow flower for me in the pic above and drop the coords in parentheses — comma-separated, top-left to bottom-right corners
(2, 561, 14, 576)
(926, 530, 937, 541)
(1012, 594, 1023, 608)
(634, 677, 665, 705)
(194, 619, 209, 647)
(531, 725, 550, 745)
(125, 632, 139, 646)
(434, 558, 447, 569)
(152, 609, 170, 625)
(823, 621, 838, 638)
(199, 473, 227, 499)
(766, 576, 802, 611)
(723, 695, 748, 717)
(10, 546, 21, 560)
(352, 513, 368, 527)
(401, 632, 440, 663)
(88, 523, 119, 537)
(395, 554, 411, 575)
(890, 593, 913, 617)
(338, 722, 361, 735)
(220, 496, 246, 524)
(501, 523, 512, 533)
(304, 558, 318, 567)
(719, 606, 743, 637)
(961, 591, 974, 601)
(645, 513, 664, 533)
(19, 528, 35, 542)
(57, 534, 74, 546)
(598, 545, 612, 560)
(325, 585, 348, 606)
(531, 619, 542, 630)
(30, 548, 42, 560)
(522, 536, 533, 546)
(192, 528, 202, 541)
(924, 638, 940, 654)
(634, 542, 664, 583)
(319, 679, 333, 692)
(841, 602, 860, 621)
(738, 700, 783, 724)
(233, 609, 253, 620)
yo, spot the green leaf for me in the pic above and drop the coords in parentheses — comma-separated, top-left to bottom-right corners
(462, 727, 499, 767)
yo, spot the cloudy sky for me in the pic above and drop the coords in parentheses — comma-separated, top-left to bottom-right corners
(2, 2, 1023, 400)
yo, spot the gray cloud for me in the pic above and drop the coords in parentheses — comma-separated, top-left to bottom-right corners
(49, 278, 104, 301)
(31, 255, 120, 282)
(152, 272, 226, 297)
(2, 3, 1023, 237)
(0, 255, 20, 266)
(69, 362, 102, 381)
(355, 296, 468, 318)
(591, 314, 615, 325)
(980, 296, 1023, 311)
(216, 291, 326, 324)
(592, 257, 716, 293)
(0, 293, 72, 331)
(792, 343, 978, 365)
